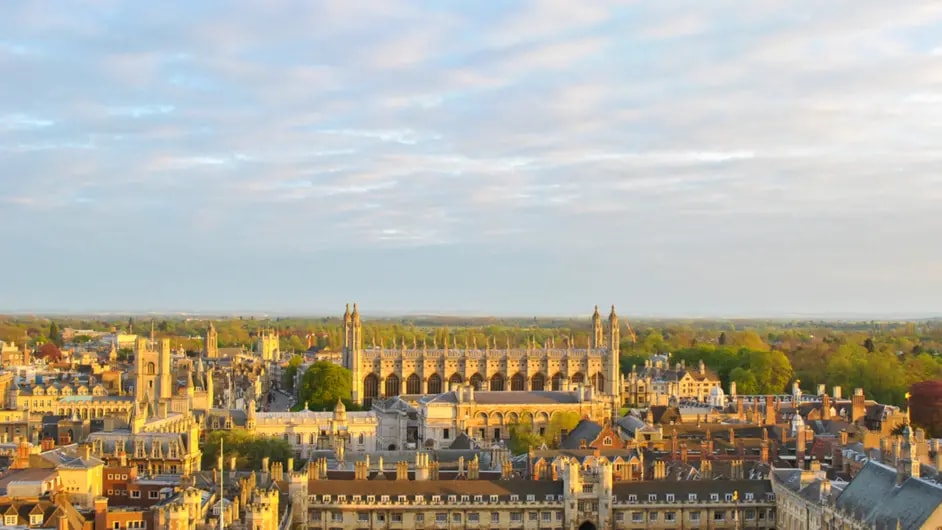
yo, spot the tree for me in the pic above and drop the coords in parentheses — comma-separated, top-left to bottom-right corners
(718, 332, 727, 346)
(864, 337, 875, 353)
(201, 430, 293, 471)
(297, 361, 354, 410)
(283, 355, 303, 391)
(507, 412, 581, 453)
(910, 380, 942, 438)
(48, 322, 62, 347)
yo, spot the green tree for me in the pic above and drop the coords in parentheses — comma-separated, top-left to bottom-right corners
(201, 430, 294, 470)
(283, 355, 303, 391)
(48, 322, 62, 347)
(297, 361, 354, 410)
(507, 412, 581, 454)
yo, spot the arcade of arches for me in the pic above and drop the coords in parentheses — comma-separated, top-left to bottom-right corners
(361, 370, 606, 407)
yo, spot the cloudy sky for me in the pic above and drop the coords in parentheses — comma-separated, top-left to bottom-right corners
(2, 1, 941, 317)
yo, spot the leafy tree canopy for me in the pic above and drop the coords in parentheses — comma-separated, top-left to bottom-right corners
(201, 430, 293, 471)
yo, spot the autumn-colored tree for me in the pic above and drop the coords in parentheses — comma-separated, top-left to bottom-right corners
(910, 380, 942, 438)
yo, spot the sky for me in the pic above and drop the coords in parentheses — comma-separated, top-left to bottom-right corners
(1, 1, 942, 317)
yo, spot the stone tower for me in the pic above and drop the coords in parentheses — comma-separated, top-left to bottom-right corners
(591, 305, 604, 350)
(159, 338, 172, 402)
(135, 338, 159, 414)
(246, 399, 257, 431)
(256, 328, 280, 361)
(343, 304, 364, 404)
(606, 305, 621, 398)
(203, 322, 218, 359)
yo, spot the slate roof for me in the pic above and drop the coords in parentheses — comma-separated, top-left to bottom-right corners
(835, 460, 942, 530)
(560, 420, 603, 449)
(613, 479, 772, 499)
(306, 478, 563, 497)
(448, 432, 475, 450)
(426, 390, 583, 405)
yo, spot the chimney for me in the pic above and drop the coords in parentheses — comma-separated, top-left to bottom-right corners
(851, 388, 865, 423)
(80, 443, 91, 461)
(816, 384, 826, 396)
(41, 437, 55, 452)
(58, 514, 68, 530)
(680, 443, 688, 464)
(396, 461, 409, 480)
(839, 430, 848, 446)
(820, 479, 831, 504)
(822, 394, 831, 420)
(796, 433, 806, 469)
(765, 396, 776, 425)
(701, 460, 712, 479)
(728, 428, 735, 445)
(94, 497, 108, 530)
(287, 457, 294, 472)
(832, 386, 842, 400)
(760, 441, 769, 464)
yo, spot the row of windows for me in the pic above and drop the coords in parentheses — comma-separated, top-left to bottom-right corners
(624, 492, 761, 502)
(312, 492, 771, 506)
(614, 508, 771, 523)
(107, 489, 159, 499)
(312, 511, 565, 523)
(311, 493, 559, 504)
(110, 521, 145, 529)
(313, 509, 774, 526)
(5, 514, 44, 527)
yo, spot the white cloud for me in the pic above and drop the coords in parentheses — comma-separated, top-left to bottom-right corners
(2, 1, 942, 313)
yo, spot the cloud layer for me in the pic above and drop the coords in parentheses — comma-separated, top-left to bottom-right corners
(2, 1, 941, 315)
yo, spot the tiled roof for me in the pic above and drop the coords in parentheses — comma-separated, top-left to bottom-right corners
(835, 460, 942, 529)
(306, 478, 563, 497)
(560, 420, 603, 449)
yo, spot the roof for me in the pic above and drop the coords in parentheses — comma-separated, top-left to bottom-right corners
(560, 420, 603, 449)
(306, 478, 563, 497)
(835, 460, 942, 530)
(427, 391, 583, 405)
(613, 479, 772, 499)
(0, 468, 58, 493)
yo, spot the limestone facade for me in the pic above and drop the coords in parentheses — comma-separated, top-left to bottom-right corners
(288, 454, 777, 530)
(342, 304, 623, 408)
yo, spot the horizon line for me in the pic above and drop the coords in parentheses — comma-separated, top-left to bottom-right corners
(1, 307, 940, 322)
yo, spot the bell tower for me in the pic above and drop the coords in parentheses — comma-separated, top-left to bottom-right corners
(591, 305, 603, 350)
(607, 305, 621, 399)
(345, 304, 364, 405)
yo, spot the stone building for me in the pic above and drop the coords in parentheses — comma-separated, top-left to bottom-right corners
(250, 399, 377, 458)
(256, 329, 279, 362)
(622, 355, 722, 406)
(403, 384, 613, 450)
(203, 322, 219, 359)
(287, 453, 777, 530)
(342, 304, 623, 408)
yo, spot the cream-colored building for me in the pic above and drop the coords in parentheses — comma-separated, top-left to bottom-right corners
(251, 400, 377, 457)
(410, 384, 612, 450)
(288, 453, 777, 530)
(342, 304, 623, 408)
(623, 355, 722, 406)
